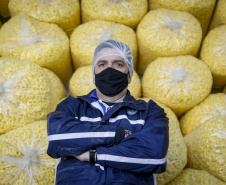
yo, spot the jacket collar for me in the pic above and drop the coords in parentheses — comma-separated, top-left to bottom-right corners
(77, 89, 147, 111)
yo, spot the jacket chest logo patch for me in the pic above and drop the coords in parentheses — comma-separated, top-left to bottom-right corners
(127, 108, 137, 115)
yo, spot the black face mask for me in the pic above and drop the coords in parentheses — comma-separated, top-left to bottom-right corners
(95, 67, 129, 97)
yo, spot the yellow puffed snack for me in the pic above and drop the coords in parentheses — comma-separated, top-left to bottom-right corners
(180, 93, 226, 136)
(0, 0, 10, 18)
(149, 0, 216, 38)
(129, 71, 141, 99)
(70, 20, 137, 70)
(69, 65, 141, 99)
(141, 98, 187, 185)
(209, 0, 226, 31)
(8, 0, 80, 36)
(0, 57, 58, 134)
(200, 25, 226, 89)
(142, 55, 212, 117)
(81, 0, 148, 29)
(184, 115, 226, 182)
(136, 8, 202, 74)
(43, 68, 66, 102)
(0, 120, 56, 185)
(69, 66, 94, 97)
(167, 168, 226, 185)
(0, 14, 72, 85)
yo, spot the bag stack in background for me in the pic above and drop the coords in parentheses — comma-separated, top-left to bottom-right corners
(8, 0, 80, 36)
(0, 120, 56, 184)
(0, 0, 225, 184)
(0, 14, 73, 86)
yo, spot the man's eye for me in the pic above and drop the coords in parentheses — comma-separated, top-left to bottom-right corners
(116, 63, 123, 67)
(99, 63, 105, 67)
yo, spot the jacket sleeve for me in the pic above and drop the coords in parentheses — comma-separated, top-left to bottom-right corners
(96, 100, 169, 174)
(47, 97, 125, 159)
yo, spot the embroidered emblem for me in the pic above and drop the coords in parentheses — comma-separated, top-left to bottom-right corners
(127, 108, 138, 115)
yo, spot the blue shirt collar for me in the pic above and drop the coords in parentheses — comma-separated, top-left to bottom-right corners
(89, 89, 99, 102)
(89, 90, 111, 114)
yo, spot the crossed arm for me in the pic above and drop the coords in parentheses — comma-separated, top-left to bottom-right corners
(47, 98, 169, 173)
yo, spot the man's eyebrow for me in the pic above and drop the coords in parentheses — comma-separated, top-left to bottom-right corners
(97, 60, 107, 63)
(113, 60, 124, 63)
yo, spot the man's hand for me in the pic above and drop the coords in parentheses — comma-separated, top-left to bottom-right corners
(61, 151, 97, 162)
(75, 151, 89, 161)
(124, 129, 132, 138)
(61, 152, 89, 161)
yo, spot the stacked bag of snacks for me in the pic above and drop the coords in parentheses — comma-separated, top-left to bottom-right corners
(148, 0, 216, 38)
(0, 120, 56, 184)
(8, 0, 80, 36)
(0, 0, 225, 184)
(0, 14, 73, 85)
(0, 57, 65, 184)
(0, 0, 78, 183)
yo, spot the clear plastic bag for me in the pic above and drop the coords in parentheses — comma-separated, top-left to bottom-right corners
(0, 57, 58, 134)
(184, 115, 226, 182)
(137, 8, 202, 74)
(200, 25, 226, 88)
(149, 0, 216, 38)
(167, 168, 226, 185)
(0, 14, 72, 85)
(8, 0, 80, 36)
(180, 93, 226, 136)
(142, 55, 212, 116)
(81, 0, 148, 29)
(0, 121, 56, 185)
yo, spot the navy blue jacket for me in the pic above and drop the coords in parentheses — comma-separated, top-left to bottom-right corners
(47, 90, 169, 185)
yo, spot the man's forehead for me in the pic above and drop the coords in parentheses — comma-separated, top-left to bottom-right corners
(95, 48, 126, 63)
(97, 55, 125, 62)
(96, 48, 121, 58)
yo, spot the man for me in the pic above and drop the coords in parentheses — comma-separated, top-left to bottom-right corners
(47, 40, 169, 185)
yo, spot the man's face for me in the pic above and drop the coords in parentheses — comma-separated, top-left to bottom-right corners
(93, 54, 131, 84)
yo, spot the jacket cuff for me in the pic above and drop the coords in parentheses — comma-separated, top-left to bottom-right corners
(114, 127, 125, 145)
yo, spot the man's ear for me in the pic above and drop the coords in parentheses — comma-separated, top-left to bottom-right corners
(93, 75, 95, 84)
(128, 74, 132, 84)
